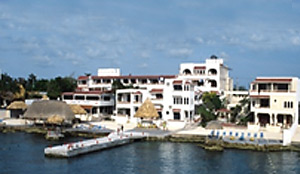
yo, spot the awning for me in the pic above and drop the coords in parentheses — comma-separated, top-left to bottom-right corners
(250, 95, 270, 99)
(194, 66, 206, 70)
(173, 80, 182, 85)
(81, 105, 93, 110)
(150, 89, 163, 93)
(172, 109, 181, 112)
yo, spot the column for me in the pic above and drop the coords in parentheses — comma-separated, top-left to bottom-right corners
(254, 112, 259, 125)
(97, 107, 100, 116)
(284, 115, 287, 128)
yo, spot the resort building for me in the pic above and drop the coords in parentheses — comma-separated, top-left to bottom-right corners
(62, 56, 236, 126)
(113, 78, 195, 125)
(62, 91, 115, 117)
(178, 55, 233, 96)
(248, 77, 300, 145)
(249, 77, 300, 129)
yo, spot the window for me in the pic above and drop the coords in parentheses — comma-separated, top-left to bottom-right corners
(63, 95, 73, 100)
(284, 101, 294, 109)
(156, 94, 163, 99)
(173, 97, 183, 105)
(174, 112, 181, 120)
(80, 80, 87, 85)
(174, 85, 183, 91)
(75, 95, 85, 100)
(183, 98, 189, 105)
(86, 96, 100, 101)
(184, 85, 190, 91)
(260, 99, 270, 107)
(103, 96, 111, 101)
(131, 79, 136, 84)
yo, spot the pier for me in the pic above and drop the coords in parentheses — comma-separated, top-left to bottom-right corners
(44, 132, 147, 158)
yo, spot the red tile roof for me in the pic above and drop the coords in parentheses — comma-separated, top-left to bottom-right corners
(78, 75, 176, 80)
(150, 89, 163, 93)
(255, 78, 292, 82)
(62, 91, 112, 95)
(173, 80, 182, 84)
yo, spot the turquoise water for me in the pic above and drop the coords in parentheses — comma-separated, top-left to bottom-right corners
(1, 132, 300, 174)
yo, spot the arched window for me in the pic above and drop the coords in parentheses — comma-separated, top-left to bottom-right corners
(208, 69, 217, 75)
(182, 69, 192, 75)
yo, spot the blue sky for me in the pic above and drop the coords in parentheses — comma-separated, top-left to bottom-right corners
(0, 0, 300, 87)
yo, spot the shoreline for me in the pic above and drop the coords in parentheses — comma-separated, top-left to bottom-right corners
(2, 124, 300, 152)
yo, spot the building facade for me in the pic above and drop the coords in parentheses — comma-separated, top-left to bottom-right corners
(250, 77, 300, 129)
(62, 56, 234, 125)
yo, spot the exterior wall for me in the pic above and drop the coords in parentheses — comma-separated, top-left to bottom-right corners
(0, 109, 10, 119)
(178, 57, 232, 95)
(115, 89, 149, 124)
(115, 79, 195, 124)
(249, 77, 299, 132)
(162, 79, 194, 122)
(62, 92, 115, 117)
(98, 68, 120, 76)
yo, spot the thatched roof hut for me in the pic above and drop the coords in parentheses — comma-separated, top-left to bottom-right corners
(134, 98, 159, 119)
(47, 115, 64, 124)
(24, 100, 75, 121)
(206, 120, 223, 129)
(7, 101, 27, 110)
(69, 105, 87, 115)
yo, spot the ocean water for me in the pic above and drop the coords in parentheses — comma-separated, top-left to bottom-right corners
(1, 132, 300, 174)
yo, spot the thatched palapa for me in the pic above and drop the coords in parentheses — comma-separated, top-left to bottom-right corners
(7, 101, 27, 110)
(134, 98, 159, 119)
(47, 115, 64, 124)
(69, 105, 87, 115)
(24, 100, 75, 121)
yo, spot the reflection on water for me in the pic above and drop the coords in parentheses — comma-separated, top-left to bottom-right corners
(1, 132, 300, 174)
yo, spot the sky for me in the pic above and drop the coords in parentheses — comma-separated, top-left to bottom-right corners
(0, 0, 300, 87)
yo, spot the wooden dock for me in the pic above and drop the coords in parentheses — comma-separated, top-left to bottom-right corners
(44, 132, 147, 158)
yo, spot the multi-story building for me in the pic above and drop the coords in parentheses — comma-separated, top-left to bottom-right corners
(178, 56, 233, 95)
(114, 79, 195, 124)
(249, 77, 300, 145)
(249, 77, 300, 128)
(62, 91, 114, 117)
(62, 56, 234, 125)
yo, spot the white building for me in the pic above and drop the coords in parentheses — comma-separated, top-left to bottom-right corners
(249, 77, 300, 145)
(178, 56, 233, 95)
(63, 56, 234, 127)
(113, 79, 195, 125)
(62, 91, 115, 117)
